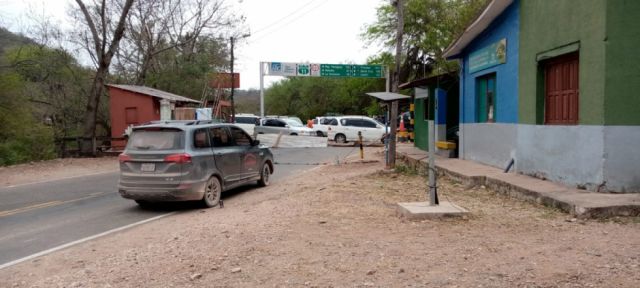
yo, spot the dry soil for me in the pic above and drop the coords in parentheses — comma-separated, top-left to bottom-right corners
(1, 151, 639, 287)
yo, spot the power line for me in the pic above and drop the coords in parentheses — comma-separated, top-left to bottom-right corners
(252, 0, 322, 36)
(252, 0, 329, 42)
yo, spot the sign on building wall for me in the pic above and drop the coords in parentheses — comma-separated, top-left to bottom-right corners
(266, 62, 384, 78)
(469, 38, 507, 73)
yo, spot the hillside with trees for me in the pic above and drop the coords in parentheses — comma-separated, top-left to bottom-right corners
(0, 0, 245, 165)
(0, 0, 487, 166)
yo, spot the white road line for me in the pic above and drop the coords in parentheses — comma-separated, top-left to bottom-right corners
(0, 212, 176, 270)
(4, 171, 118, 189)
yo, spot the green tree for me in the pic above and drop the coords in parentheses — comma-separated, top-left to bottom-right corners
(265, 75, 385, 121)
(362, 0, 487, 81)
(0, 71, 55, 165)
(5, 45, 93, 138)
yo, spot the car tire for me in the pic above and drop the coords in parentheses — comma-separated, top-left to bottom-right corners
(135, 200, 152, 208)
(290, 133, 298, 136)
(335, 133, 347, 143)
(316, 131, 324, 137)
(257, 162, 271, 187)
(202, 176, 221, 208)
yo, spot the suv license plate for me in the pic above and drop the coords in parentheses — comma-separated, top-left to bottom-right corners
(140, 163, 155, 172)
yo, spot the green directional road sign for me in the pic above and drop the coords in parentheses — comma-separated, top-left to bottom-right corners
(320, 64, 351, 77)
(320, 64, 383, 78)
(353, 65, 384, 78)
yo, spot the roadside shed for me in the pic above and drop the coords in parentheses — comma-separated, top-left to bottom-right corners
(107, 84, 201, 148)
(400, 72, 459, 155)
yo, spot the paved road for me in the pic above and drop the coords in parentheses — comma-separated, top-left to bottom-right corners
(0, 147, 356, 267)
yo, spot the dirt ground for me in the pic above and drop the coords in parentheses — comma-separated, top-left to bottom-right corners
(0, 157, 118, 188)
(1, 150, 639, 287)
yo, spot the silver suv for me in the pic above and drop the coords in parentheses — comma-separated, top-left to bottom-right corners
(118, 121, 274, 208)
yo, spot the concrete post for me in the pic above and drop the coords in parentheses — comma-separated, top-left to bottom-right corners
(160, 99, 171, 120)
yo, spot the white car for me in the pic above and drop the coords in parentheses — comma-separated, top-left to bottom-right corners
(234, 114, 260, 135)
(255, 118, 314, 136)
(327, 116, 388, 143)
(283, 118, 315, 136)
(312, 116, 338, 137)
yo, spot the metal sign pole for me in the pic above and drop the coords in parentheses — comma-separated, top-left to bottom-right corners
(428, 119, 439, 205)
(259, 62, 265, 118)
(385, 67, 390, 167)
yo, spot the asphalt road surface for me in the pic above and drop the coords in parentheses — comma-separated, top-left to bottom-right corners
(0, 147, 356, 267)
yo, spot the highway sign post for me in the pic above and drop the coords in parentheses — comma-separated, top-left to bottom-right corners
(259, 61, 386, 117)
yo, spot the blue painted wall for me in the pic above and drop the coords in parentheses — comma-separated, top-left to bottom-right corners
(459, 0, 519, 124)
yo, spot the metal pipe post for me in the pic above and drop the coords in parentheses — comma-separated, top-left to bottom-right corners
(259, 62, 265, 117)
(428, 120, 438, 205)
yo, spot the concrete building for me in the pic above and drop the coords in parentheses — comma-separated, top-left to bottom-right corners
(400, 73, 459, 154)
(444, 0, 640, 193)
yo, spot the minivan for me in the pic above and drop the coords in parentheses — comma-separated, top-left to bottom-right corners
(326, 116, 388, 143)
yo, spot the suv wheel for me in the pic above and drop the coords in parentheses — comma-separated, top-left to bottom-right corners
(335, 133, 347, 143)
(135, 200, 151, 208)
(316, 131, 324, 137)
(202, 176, 221, 208)
(258, 162, 271, 187)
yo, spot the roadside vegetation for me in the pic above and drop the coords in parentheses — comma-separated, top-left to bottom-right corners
(265, 0, 487, 120)
(0, 0, 486, 165)
(0, 0, 245, 164)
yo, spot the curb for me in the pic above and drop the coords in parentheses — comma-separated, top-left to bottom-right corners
(398, 152, 640, 219)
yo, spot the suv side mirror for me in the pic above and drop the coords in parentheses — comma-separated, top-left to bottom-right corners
(285, 124, 290, 128)
(252, 139, 260, 146)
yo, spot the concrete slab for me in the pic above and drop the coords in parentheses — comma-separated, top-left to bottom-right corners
(395, 143, 640, 219)
(396, 201, 469, 220)
(256, 134, 327, 148)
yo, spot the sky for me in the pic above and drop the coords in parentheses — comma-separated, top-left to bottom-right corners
(0, 0, 386, 90)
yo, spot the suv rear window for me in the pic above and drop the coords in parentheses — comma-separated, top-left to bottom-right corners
(127, 129, 184, 150)
(236, 116, 259, 124)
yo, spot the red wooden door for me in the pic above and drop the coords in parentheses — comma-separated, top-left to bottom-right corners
(544, 53, 579, 125)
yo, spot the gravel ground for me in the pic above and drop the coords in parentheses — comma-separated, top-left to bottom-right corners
(1, 151, 639, 287)
(0, 157, 118, 188)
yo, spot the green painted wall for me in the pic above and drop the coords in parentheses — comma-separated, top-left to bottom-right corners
(414, 97, 429, 151)
(414, 86, 437, 151)
(519, 0, 607, 125)
(605, 0, 640, 125)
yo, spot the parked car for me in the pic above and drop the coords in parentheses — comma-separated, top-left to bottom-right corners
(327, 116, 388, 143)
(255, 118, 314, 136)
(118, 121, 274, 208)
(234, 113, 260, 135)
(312, 116, 338, 137)
(266, 115, 304, 126)
(283, 118, 315, 136)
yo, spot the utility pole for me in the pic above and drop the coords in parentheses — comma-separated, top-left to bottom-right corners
(229, 34, 250, 123)
(229, 36, 236, 123)
(388, 0, 404, 169)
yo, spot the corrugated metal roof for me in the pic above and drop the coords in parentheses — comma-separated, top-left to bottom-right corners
(443, 0, 513, 59)
(107, 84, 201, 104)
(366, 92, 411, 101)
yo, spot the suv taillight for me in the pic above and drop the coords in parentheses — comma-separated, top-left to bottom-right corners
(118, 154, 132, 163)
(164, 153, 192, 164)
